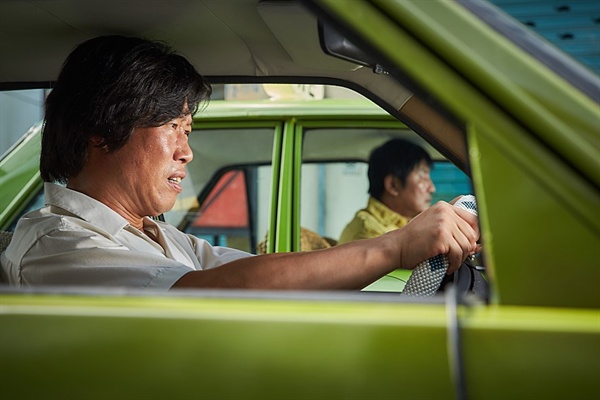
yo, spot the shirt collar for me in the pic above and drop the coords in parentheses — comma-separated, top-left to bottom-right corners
(44, 182, 130, 235)
(366, 196, 409, 227)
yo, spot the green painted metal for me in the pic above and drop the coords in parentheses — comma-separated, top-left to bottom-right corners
(312, 0, 600, 309)
(292, 123, 303, 252)
(0, 122, 43, 230)
(193, 120, 284, 130)
(362, 269, 410, 292)
(0, 293, 453, 399)
(194, 98, 392, 120)
(297, 119, 402, 129)
(469, 123, 599, 308)
(1, 293, 598, 399)
(460, 305, 600, 399)
(374, 0, 599, 185)
(273, 120, 296, 252)
(267, 124, 284, 254)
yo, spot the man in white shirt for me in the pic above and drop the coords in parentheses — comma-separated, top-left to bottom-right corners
(0, 35, 480, 291)
(1, 183, 250, 288)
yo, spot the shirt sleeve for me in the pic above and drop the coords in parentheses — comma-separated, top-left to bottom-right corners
(9, 227, 194, 290)
(158, 223, 254, 271)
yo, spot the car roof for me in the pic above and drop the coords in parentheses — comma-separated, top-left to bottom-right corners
(196, 98, 392, 120)
(193, 97, 447, 161)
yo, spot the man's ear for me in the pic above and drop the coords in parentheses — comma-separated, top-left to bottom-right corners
(90, 135, 104, 146)
(383, 174, 400, 196)
(90, 135, 108, 151)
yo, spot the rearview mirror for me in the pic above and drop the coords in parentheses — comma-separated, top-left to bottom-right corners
(318, 22, 386, 74)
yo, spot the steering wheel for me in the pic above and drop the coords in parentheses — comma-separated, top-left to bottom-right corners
(401, 195, 488, 299)
(438, 258, 489, 300)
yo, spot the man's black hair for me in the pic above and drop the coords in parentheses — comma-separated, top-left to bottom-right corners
(368, 138, 433, 200)
(41, 35, 212, 183)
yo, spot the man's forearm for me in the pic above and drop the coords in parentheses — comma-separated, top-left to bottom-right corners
(171, 235, 397, 290)
(171, 202, 479, 290)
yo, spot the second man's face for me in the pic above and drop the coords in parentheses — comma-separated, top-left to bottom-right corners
(393, 160, 436, 218)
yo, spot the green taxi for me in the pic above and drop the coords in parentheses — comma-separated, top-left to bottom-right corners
(1, 1, 598, 399)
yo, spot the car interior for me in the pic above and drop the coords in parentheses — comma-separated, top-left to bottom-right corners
(173, 98, 471, 252)
(0, 0, 475, 293)
(1, 1, 598, 399)
(0, 0, 592, 300)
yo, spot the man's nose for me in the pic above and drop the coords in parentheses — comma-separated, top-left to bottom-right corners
(176, 139, 193, 163)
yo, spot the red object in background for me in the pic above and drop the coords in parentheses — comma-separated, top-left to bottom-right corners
(192, 170, 249, 228)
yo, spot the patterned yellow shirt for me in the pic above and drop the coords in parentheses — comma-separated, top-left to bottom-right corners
(338, 197, 409, 244)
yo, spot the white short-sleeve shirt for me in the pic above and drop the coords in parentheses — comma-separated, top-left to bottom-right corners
(0, 183, 252, 289)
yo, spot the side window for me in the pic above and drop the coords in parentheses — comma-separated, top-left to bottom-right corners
(300, 126, 405, 244)
(173, 165, 272, 253)
(300, 126, 472, 244)
(300, 162, 368, 245)
(430, 161, 473, 204)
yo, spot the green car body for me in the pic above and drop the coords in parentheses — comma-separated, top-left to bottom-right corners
(0, 123, 43, 231)
(1, 0, 599, 399)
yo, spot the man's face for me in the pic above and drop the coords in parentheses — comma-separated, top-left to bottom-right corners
(390, 160, 436, 218)
(103, 113, 194, 219)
